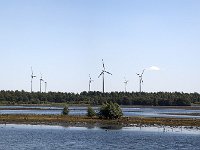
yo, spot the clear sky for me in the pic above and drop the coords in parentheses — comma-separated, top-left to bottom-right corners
(0, 0, 200, 93)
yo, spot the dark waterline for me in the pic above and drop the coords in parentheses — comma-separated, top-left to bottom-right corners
(0, 124, 200, 150)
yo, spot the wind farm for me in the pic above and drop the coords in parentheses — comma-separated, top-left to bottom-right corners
(0, 1, 200, 149)
(29, 60, 161, 97)
(23, 59, 197, 108)
(31, 61, 156, 94)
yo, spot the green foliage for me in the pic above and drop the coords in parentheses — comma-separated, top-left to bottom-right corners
(175, 98, 191, 106)
(99, 102, 123, 119)
(62, 105, 69, 115)
(0, 90, 196, 106)
(87, 106, 96, 117)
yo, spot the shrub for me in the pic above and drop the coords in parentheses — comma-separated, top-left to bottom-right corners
(98, 102, 123, 119)
(87, 106, 96, 117)
(62, 105, 69, 115)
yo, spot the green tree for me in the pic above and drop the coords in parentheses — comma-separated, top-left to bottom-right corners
(99, 102, 123, 119)
(87, 106, 96, 117)
(175, 98, 191, 106)
(0, 90, 198, 106)
(62, 105, 69, 115)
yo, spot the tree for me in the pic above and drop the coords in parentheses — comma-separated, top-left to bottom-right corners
(175, 98, 191, 106)
(62, 105, 69, 115)
(87, 106, 96, 117)
(98, 102, 123, 119)
(0, 90, 197, 106)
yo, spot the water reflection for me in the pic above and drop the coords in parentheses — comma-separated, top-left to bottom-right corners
(1, 123, 200, 135)
(99, 125, 123, 130)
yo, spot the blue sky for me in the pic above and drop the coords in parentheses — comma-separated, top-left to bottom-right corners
(0, 0, 200, 93)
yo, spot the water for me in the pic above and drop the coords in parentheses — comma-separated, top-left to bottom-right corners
(1, 106, 200, 119)
(0, 124, 200, 150)
(123, 107, 200, 119)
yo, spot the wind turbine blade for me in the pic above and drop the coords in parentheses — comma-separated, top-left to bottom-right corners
(31, 67, 34, 76)
(40, 73, 43, 79)
(141, 69, 145, 75)
(105, 71, 112, 75)
(98, 72, 103, 78)
(89, 74, 93, 81)
(102, 59, 105, 70)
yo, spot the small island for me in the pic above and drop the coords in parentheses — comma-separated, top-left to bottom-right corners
(1, 102, 200, 128)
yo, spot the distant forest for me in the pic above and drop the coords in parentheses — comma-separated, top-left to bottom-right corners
(0, 90, 200, 106)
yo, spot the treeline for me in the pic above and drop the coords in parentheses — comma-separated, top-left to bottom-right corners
(0, 90, 200, 106)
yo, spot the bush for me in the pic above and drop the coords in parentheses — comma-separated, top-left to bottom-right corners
(87, 106, 96, 117)
(98, 102, 123, 119)
(62, 105, 69, 115)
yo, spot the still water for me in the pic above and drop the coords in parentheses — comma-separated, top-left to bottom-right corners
(1, 106, 200, 119)
(0, 124, 200, 150)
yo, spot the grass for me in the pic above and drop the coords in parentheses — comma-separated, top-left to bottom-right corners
(0, 114, 200, 127)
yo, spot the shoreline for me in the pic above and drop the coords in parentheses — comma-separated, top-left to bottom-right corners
(1, 114, 200, 128)
(1, 104, 200, 110)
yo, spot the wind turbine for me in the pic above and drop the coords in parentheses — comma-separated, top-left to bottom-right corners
(98, 59, 112, 93)
(124, 77, 129, 92)
(31, 67, 36, 93)
(89, 74, 94, 92)
(45, 81, 47, 93)
(136, 69, 145, 93)
(40, 73, 44, 93)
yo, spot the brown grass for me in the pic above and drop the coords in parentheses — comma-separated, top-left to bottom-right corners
(0, 114, 200, 127)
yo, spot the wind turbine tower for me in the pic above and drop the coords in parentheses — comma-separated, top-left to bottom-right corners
(98, 59, 112, 93)
(31, 67, 36, 93)
(45, 81, 47, 93)
(136, 69, 145, 93)
(124, 78, 129, 92)
(89, 74, 94, 92)
(40, 74, 44, 93)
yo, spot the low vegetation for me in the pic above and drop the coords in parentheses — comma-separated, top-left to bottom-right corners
(87, 106, 96, 117)
(62, 105, 69, 115)
(1, 114, 200, 127)
(98, 102, 123, 119)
